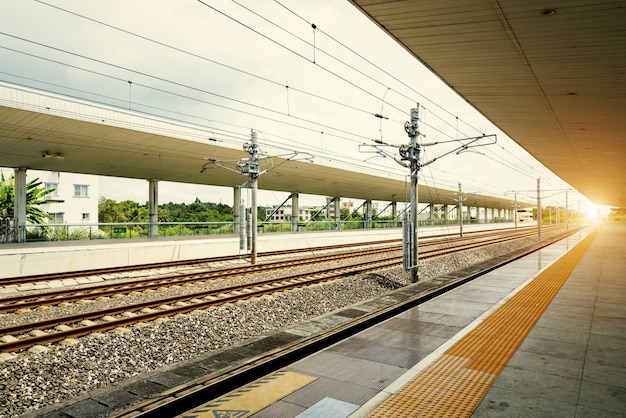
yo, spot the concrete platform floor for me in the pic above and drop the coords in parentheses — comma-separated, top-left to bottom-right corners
(472, 222, 626, 417)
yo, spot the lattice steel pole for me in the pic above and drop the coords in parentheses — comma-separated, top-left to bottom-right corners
(458, 182, 463, 238)
(241, 130, 260, 264)
(537, 177, 542, 241)
(401, 107, 421, 283)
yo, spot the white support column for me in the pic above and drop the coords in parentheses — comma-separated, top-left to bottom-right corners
(14, 167, 27, 243)
(333, 197, 341, 230)
(233, 186, 241, 234)
(443, 204, 448, 225)
(429, 204, 434, 225)
(537, 178, 542, 240)
(391, 201, 397, 227)
(365, 199, 373, 229)
(148, 179, 159, 238)
(326, 197, 332, 219)
(565, 191, 569, 231)
(291, 193, 299, 231)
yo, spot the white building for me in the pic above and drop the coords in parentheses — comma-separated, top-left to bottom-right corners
(39, 171, 99, 224)
(265, 205, 312, 222)
(1, 168, 98, 225)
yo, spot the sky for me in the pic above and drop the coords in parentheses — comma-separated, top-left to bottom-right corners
(0, 0, 594, 211)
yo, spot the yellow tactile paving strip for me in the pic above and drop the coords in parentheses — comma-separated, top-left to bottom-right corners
(181, 371, 317, 418)
(368, 229, 598, 417)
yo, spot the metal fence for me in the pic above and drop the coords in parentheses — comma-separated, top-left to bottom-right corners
(0, 217, 16, 243)
(7, 217, 512, 243)
(16, 220, 398, 242)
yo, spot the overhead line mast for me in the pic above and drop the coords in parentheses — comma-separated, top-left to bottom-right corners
(202, 130, 312, 264)
(402, 107, 421, 283)
(393, 106, 497, 283)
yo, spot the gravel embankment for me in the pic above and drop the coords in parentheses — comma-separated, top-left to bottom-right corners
(0, 234, 543, 417)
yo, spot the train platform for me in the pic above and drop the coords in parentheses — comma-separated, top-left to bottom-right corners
(180, 222, 625, 417)
(0, 222, 520, 279)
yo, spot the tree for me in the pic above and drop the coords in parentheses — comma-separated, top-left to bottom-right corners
(0, 173, 12, 218)
(98, 197, 127, 223)
(0, 173, 57, 224)
(98, 199, 234, 225)
(118, 200, 148, 223)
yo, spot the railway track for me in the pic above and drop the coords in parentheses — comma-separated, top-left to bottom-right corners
(0, 239, 401, 287)
(0, 225, 547, 288)
(0, 225, 568, 353)
(0, 226, 546, 313)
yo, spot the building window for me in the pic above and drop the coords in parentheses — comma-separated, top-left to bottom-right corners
(74, 184, 89, 197)
(49, 213, 64, 223)
(45, 182, 58, 195)
(82, 213, 90, 221)
(44, 182, 58, 200)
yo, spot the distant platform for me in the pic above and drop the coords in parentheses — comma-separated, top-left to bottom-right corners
(0, 222, 524, 279)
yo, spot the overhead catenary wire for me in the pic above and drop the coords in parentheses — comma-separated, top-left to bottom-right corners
(29, 1, 489, 143)
(33, 0, 386, 120)
(0, 52, 529, 193)
(1, 2, 569, 196)
(197, 0, 492, 145)
(22, 2, 511, 148)
(273, 0, 484, 137)
(0, 38, 380, 147)
(239, 0, 480, 140)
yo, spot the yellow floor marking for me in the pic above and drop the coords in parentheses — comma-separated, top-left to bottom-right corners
(368, 229, 597, 417)
(181, 370, 317, 418)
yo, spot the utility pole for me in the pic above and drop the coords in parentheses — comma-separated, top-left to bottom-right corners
(401, 107, 421, 283)
(361, 106, 496, 283)
(511, 192, 518, 230)
(202, 130, 313, 264)
(565, 190, 569, 230)
(458, 182, 463, 238)
(537, 177, 542, 241)
(243, 130, 260, 264)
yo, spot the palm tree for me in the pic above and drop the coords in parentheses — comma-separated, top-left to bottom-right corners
(0, 172, 59, 225)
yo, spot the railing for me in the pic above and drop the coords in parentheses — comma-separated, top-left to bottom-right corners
(0, 217, 16, 243)
(11, 217, 515, 243)
(22, 222, 235, 241)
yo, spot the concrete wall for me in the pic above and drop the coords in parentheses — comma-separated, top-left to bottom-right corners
(0, 229, 401, 279)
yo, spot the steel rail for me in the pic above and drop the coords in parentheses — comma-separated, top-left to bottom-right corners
(0, 245, 401, 312)
(0, 225, 542, 286)
(0, 227, 565, 352)
(0, 257, 400, 352)
(0, 238, 401, 286)
(0, 227, 539, 312)
(0, 225, 532, 306)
